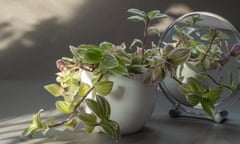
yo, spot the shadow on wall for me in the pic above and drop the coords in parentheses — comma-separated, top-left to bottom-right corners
(0, 0, 239, 80)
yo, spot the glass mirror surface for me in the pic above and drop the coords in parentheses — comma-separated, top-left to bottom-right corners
(159, 12, 240, 114)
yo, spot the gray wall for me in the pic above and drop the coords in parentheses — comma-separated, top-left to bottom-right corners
(0, 0, 239, 81)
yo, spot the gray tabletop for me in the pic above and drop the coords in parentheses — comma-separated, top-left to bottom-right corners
(1, 1, 240, 143)
(1, 80, 240, 144)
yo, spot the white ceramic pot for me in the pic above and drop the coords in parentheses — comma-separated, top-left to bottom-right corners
(105, 75, 156, 135)
(81, 71, 156, 135)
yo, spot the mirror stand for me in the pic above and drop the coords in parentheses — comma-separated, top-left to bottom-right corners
(159, 83, 228, 123)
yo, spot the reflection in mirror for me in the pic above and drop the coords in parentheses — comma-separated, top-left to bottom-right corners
(159, 12, 240, 122)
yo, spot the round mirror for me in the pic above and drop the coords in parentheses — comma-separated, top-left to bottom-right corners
(159, 11, 240, 121)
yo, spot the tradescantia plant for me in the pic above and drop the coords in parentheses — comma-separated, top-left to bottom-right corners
(22, 8, 191, 141)
(22, 8, 240, 141)
(22, 8, 240, 142)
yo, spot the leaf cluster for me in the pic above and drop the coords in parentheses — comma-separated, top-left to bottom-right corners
(179, 77, 222, 117)
(22, 8, 175, 141)
(127, 8, 167, 24)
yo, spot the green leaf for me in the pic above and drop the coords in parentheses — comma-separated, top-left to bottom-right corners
(78, 44, 99, 49)
(187, 77, 202, 92)
(85, 125, 95, 133)
(167, 48, 190, 65)
(110, 56, 127, 75)
(41, 121, 49, 135)
(95, 81, 113, 96)
(78, 82, 91, 97)
(148, 26, 160, 35)
(69, 45, 81, 58)
(144, 73, 152, 84)
(195, 44, 207, 53)
(201, 100, 215, 118)
(130, 54, 142, 65)
(152, 14, 168, 19)
(195, 72, 208, 80)
(202, 87, 222, 103)
(83, 48, 105, 64)
(100, 41, 115, 50)
(147, 10, 167, 20)
(186, 93, 200, 106)
(86, 99, 103, 118)
(163, 44, 174, 56)
(73, 44, 105, 64)
(66, 78, 80, 95)
(79, 112, 97, 126)
(44, 84, 64, 97)
(100, 120, 121, 141)
(55, 101, 74, 114)
(192, 14, 203, 25)
(201, 34, 213, 41)
(147, 10, 160, 19)
(127, 65, 148, 74)
(183, 27, 197, 36)
(33, 109, 44, 128)
(152, 67, 164, 82)
(127, 15, 145, 22)
(219, 31, 230, 40)
(65, 118, 78, 130)
(96, 95, 111, 119)
(179, 85, 189, 95)
(110, 66, 126, 75)
(127, 8, 146, 17)
(56, 70, 71, 84)
(62, 57, 74, 63)
(129, 39, 143, 50)
(22, 109, 44, 136)
(115, 50, 131, 64)
(100, 54, 119, 70)
(109, 120, 121, 141)
(22, 124, 39, 136)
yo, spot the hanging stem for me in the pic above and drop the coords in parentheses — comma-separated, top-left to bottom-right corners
(207, 74, 232, 91)
(49, 74, 104, 128)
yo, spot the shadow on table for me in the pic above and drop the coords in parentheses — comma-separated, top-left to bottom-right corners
(3, 115, 239, 144)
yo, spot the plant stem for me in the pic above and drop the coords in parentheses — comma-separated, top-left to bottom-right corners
(49, 73, 104, 128)
(207, 74, 232, 90)
(172, 76, 183, 85)
(78, 64, 95, 72)
(141, 18, 150, 63)
(200, 29, 218, 64)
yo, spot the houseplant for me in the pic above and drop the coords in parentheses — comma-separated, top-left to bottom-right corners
(22, 8, 191, 141)
(22, 9, 240, 142)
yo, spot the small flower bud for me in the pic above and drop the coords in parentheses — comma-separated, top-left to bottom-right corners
(220, 53, 230, 65)
(230, 43, 240, 56)
(56, 59, 66, 71)
(115, 45, 122, 50)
